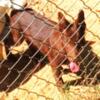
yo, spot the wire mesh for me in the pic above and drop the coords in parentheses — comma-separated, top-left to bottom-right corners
(0, 0, 100, 100)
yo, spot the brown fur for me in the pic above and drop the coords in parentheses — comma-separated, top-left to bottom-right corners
(10, 8, 86, 88)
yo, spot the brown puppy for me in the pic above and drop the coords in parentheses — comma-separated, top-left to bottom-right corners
(10, 8, 86, 89)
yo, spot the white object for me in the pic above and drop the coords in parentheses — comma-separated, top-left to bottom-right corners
(0, 0, 27, 9)
(62, 73, 81, 82)
(10, 40, 29, 54)
(11, 0, 27, 9)
(0, 0, 12, 8)
(0, 42, 7, 60)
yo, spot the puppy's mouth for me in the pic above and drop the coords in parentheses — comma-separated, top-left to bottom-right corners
(61, 61, 80, 73)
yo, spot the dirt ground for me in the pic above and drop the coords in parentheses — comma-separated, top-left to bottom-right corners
(0, 0, 100, 100)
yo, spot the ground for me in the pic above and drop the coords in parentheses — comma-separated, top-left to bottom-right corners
(0, 0, 100, 100)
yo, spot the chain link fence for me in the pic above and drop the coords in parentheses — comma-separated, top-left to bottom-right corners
(0, 0, 100, 100)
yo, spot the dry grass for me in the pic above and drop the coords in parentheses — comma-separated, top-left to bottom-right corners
(0, 0, 100, 100)
(0, 65, 99, 100)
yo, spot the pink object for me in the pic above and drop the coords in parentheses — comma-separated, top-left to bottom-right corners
(69, 62, 80, 73)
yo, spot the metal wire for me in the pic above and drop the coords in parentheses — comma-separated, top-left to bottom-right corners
(0, 0, 99, 99)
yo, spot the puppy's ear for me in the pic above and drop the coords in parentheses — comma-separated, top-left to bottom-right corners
(58, 12, 70, 32)
(74, 10, 86, 38)
(77, 10, 85, 25)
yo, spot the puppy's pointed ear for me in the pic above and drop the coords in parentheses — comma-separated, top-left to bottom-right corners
(77, 10, 85, 25)
(58, 12, 70, 31)
(74, 10, 86, 38)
